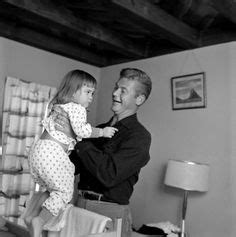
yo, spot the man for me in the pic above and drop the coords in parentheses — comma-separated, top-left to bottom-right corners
(59, 68, 152, 237)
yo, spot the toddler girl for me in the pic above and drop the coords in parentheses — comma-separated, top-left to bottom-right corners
(27, 70, 117, 237)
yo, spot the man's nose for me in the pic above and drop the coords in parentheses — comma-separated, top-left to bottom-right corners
(113, 88, 119, 96)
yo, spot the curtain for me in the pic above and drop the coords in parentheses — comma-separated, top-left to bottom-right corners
(1, 76, 56, 225)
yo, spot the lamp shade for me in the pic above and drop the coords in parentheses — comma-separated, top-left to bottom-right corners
(164, 159, 209, 192)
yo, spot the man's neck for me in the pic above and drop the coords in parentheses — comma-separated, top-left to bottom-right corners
(116, 110, 137, 122)
(110, 115, 118, 126)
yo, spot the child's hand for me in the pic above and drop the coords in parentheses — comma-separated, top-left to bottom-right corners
(103, 127, 118, 138)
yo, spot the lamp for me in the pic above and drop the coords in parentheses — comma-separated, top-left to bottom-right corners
(164, 159, 209, 237)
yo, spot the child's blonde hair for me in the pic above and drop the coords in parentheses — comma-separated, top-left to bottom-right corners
(50, 69, 97, 106)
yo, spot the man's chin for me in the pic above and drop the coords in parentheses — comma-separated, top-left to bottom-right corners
(111, 104, 120, 112)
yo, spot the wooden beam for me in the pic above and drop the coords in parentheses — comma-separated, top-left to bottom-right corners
(0, 18, 108, 67)
(60, 0, 108, 11)
(110, 0, 200, 48)
(0, 0, 146, 58)
(211, 0, 236, 23)
(201, 29, 236, 46)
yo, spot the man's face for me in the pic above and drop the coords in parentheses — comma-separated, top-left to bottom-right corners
(111, 77, 139, 120)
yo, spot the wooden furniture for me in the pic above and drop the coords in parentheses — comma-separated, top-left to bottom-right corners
(5, 218, 122, 237)
(83, 219, 122, 237)
(5, 221, 30, 237)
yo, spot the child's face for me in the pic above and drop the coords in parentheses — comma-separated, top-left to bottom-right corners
(73, 84, 95, 108)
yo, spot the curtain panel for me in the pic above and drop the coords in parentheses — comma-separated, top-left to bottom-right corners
(1, 76, 56, 225)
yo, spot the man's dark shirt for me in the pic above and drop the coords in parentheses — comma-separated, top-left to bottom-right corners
(70, 113, 151, 205)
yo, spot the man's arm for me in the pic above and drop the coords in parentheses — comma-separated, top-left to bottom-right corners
(74, 130, 151, 187)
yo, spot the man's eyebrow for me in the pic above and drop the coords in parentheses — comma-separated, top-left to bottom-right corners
(120, 85, 127, 89)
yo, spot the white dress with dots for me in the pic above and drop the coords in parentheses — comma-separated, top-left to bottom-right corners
(28, 102, 92, 217)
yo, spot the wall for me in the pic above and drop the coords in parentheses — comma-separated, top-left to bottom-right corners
(0, 37, 101, 144)
(229, 43, 236, 236)
(98, 43, 235, 237)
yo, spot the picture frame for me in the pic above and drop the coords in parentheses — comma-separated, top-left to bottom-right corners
(171, 72, 206, 110)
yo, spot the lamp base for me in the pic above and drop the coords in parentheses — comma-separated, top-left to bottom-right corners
(179, 232, 188, 237)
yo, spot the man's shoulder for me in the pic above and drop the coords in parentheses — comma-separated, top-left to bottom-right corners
(133, 120, 151, 138)
(124, 116, 150, 140)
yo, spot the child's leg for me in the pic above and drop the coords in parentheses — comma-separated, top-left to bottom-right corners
(31, 207, 54, 237)
(24, 191, 49, 227)
(23, 192, 42, 226)
(38, 142, 75, 216)
(28, 141, 74, 235)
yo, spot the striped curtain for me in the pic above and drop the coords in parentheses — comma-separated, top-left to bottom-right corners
(0, 76, 56, 226)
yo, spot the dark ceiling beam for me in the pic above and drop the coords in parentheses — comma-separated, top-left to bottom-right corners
(60, 0, 108, 11)
(201, 29, 236, 47)
(0, 0, 146, 58)
(110, 0, 200, 49)
(211, 0, 236, 23)
(0, 19, 108, 67)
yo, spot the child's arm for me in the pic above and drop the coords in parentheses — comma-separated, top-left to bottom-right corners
(63, 103, 118, 140)
(91, 126, 118, 138)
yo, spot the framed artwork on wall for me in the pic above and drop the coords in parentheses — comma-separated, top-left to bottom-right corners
(171, 72, 206, 110)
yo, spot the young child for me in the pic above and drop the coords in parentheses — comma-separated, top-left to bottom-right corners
(26, 70, 117, 237)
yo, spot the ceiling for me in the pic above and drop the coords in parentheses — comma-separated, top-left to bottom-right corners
(0, 0, 235, 67)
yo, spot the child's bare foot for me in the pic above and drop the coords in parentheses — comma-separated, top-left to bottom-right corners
(31, 216, 44, 237)
(23, 216, 34, 237)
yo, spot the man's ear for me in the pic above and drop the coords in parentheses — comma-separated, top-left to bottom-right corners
(136, 94, 146, 106)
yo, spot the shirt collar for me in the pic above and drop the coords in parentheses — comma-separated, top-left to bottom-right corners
(115, 113, 138, 129)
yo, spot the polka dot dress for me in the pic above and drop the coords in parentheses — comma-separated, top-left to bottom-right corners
(29, 102, 92, 216)
(42, 102, 92, 151)
(29, 139, 75, 216)
(60, 102, 92, 140)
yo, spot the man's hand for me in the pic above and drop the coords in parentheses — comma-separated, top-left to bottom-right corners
(102, 127, 118, 138)
(51, 105, 76, 139)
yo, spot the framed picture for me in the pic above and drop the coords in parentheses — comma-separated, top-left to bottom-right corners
(171, 72, 206, 110)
